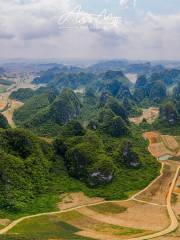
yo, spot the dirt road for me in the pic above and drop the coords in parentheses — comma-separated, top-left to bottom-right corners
(0, 138, 179, 240)
(0, 165, 165, 235)
(129, 166, 179, 240)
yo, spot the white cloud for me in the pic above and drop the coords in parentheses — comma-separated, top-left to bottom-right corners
(0, 0, 180, 60)
(119, 0, 136, 9)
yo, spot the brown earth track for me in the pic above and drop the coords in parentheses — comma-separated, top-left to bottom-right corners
(135, 163, 176, 205)
(0, 133, 180, 240)
(77, 201, 169, 232)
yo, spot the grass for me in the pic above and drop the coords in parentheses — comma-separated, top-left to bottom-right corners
(0, 225, 4, 230)
(94, 224, 147, 236)
(0, 123, 161, 225)
(171, 193, 178, 205)
(0, 126, 161, 221)
(0, 87, 7, 93)
(0, 194, 60, 220)
(88, 202, 127, 214)
(8, 215, 93, 240)
(6, 210, 149, 239)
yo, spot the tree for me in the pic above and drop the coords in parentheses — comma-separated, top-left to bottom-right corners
(62, 121, 86, 137)
(160, 101, 179, 125)
(98, 108, 115, 124)
(88, 155, 116, 186)
(148, 80, 167, 102)
(106, 97, 128, 122)
(116, 141, 140, 168)
(65, 143, 94, 180)
(134, 75, 148, 102)
(173, 82, 180, 102)
(102, 116, 129, 137)
(0, 114, 9, 129)
(53, 138, 67, 156)
(0, 129, 50, 211)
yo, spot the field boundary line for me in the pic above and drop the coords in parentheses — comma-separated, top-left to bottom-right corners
(0, 162, 164, 235)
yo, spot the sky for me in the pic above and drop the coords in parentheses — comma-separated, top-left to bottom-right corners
(0, 0, 180, 61)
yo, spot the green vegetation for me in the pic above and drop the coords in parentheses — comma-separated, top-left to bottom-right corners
(0, 64, 170, 226)
(14, 89, 82, 136)
(0, 79, 14, 86)
(88, 202, 127, 214)
(0, 129, 50, 212)
(0, 114, 9, 129)
(4, 210, 147, 239)
(134, 75, 167, 105)
(152, 83, 180, 134)
(10, 88, 35, 102)
(171, 193, 178, 205)
(0, 125, 160, 219)
(7, 215, 93, 240)
(0, 87, 7, 93)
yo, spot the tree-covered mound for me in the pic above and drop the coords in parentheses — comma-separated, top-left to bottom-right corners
(0, 124, 160, 217)
(152, 82, 180, 135)
(10, 88, 35, 102)
(0, 128, 51, 212)
(14, 88, 82, 136)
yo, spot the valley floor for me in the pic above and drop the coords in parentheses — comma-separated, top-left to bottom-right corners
(0, 132, 180, 240)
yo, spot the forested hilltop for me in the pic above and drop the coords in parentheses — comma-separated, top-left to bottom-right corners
(0, 60, 179, 217)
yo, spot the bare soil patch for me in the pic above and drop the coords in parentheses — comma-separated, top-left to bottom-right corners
(154, 237, 180, 240)
(77, 200, 169, 231)
(172, 176, 180, 215)
(149, 143, 173, 159)
(0, 101, 6, 110)
(125, 73, 138, 83)
(144, 132, 180, 159)
(57, 210, 150, 240)
(77, 228, 150, 240)
(143, 131, 160, 144)
(58, 192, 104, 210)
(2, 100, 24, 128)
(0, 219, 11, 228)
(129, 107, 159, 125)
(161, 135, 179, 153)
(136, 163, 177, 205)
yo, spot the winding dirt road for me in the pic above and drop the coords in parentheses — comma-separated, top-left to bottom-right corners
(129, 165, 179, 240)
(0, 145, 179, 240)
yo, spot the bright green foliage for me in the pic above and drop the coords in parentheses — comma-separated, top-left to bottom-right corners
(0, 129, 50, 212)
(62, 121, 86, 137)
(98, 108, 115, 124)
(13, 92, 52, 126)
(88, 155, 116, 186)
(14, 89, 82, 135)
(47, 89, 81, 125)
(65, 143, 95, 180)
